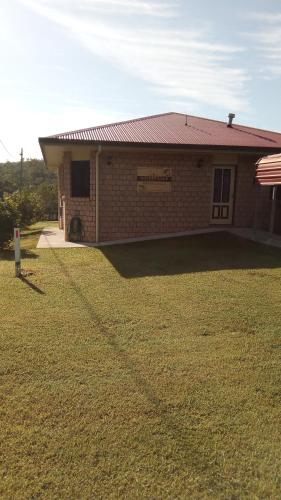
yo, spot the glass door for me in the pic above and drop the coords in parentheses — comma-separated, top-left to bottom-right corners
(211, 167, 235, 224)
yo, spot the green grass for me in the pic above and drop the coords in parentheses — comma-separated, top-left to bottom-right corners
(20, 221, 58, 251)
(0, 224, 280, 498)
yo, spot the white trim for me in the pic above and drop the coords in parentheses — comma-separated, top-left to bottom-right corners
(210, 165, 236, 225)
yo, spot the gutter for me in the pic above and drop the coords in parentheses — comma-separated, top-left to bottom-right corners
(38, 137, 281, 156)
(95, 145, 102, 244)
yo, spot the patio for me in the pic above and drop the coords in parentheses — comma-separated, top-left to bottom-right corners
(37, 226, 281, 250)
(229, 227, 281, 249)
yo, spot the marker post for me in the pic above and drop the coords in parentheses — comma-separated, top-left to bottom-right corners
(14, 228, 21, 278)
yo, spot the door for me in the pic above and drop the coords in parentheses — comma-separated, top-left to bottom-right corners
(211, 166, 235, 224)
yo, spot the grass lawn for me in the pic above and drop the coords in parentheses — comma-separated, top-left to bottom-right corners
(0, 224, 280, 498)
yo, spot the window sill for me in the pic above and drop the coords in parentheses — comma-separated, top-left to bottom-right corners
(70, 197, 91, 201)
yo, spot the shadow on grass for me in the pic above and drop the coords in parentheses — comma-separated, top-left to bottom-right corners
(19, 275, 45, 295)
(49, 245, 228, 486)
(100, 232, 281, 278)
(21, 229, 44, 237)
(0, 249, 39, 261)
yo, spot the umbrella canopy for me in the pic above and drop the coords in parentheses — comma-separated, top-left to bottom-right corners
(256, 153, 281, 185)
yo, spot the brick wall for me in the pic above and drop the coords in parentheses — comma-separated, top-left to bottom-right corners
(99, 151, 213, 242)
(59, 152, 96, 241)
(59, 149, 262, 243)
(256, 185, 271, 230)
(233, 156, 257, 227)
(233, 155, 271, 230)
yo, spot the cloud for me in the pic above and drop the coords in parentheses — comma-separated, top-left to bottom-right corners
(19, 0, 249, 112)
(29, 0, 178, 18)
(0, 101, 128, 161)
(248, 12, 281, 76)
(251, 12, 281, 23)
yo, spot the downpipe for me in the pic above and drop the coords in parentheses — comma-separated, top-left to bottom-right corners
(95, 145, 102, 244)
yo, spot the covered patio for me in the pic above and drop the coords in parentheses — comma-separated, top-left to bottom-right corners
(230, 227, 281, 249)
(255, 152, 281, 237)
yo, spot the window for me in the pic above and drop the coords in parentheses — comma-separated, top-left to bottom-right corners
(71, 161, 90, 197)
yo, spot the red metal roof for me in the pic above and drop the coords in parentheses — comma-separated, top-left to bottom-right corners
(256, 153, 281, 185)
(43, 112, 281, 150)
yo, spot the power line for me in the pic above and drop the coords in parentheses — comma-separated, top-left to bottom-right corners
(0, 139, 16, 159)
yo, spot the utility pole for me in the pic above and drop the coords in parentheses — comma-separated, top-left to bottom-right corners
(19, 148, 23, 194)
(14, 227, 21, 278)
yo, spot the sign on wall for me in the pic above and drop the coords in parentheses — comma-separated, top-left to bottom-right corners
(137, 167, 172, 192)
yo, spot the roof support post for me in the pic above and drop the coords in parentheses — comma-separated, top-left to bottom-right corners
(63, 152, 71, 241)
(269, 186, 277, 234)
(95, 146, 102, 244)
(253, 183, 261, 236)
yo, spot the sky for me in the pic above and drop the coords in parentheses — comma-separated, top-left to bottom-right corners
(0, 0, 281, 161)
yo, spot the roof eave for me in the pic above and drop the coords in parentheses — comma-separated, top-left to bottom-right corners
(38, 139, 48, 165)
(38, 137, 281, 155)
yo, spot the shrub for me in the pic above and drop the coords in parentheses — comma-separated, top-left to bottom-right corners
(0, 200, 15, 249)
(4, 189, 43, 227)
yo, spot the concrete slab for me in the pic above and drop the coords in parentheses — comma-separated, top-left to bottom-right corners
(37, 227, 225, 249)
(37, 228, 97, 248)
(37, 226, 281, 250)
(229, 228, 281, 249)
(96, 228, 225, 247)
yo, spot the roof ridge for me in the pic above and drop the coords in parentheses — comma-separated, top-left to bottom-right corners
(49, 111, 176, 138)
(231, 122, 281, 136)
(171, 112, 281, 136)
(185, 112, 281, 136)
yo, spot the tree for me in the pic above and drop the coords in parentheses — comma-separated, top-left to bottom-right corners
(0, 158, 57, 197)
(4, 189, 43, 227)
(36, 182, 58, 220)
(0, 158, 58, 220)
(0, 200, 15, 249)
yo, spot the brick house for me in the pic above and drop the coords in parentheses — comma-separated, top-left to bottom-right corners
(39, 112, 281, 244)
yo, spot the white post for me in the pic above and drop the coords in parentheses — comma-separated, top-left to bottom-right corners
(14, 227, 21, 277)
